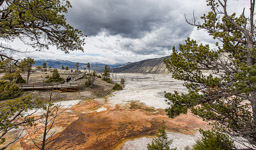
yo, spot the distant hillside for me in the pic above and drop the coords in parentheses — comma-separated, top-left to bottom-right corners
(34, 60, 123, 72)
(112, 56, 169, 73)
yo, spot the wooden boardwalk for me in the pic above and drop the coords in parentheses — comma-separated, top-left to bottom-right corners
(19, 82, 81, 90)
(19, 72, 86, 90)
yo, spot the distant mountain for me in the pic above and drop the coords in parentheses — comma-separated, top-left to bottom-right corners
(112, 56, 170, 73)
(34, 60, 123, 72)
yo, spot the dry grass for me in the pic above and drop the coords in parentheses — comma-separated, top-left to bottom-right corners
(129, 101, 157, 112)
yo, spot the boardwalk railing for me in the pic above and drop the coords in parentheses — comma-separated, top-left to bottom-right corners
(19, 82, 80, 90)
(72, 72, 86, 81)
(18, 72, 86, 90)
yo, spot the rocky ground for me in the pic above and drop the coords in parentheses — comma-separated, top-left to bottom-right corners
(3, 73, 210, 150)
(8, 99, 209, 150)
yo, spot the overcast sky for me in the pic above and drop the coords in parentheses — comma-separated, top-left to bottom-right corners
(13, 0, 249, 64)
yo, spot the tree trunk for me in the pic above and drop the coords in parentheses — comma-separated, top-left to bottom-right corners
(247, 41, 256, 125)
(250, 93, 256, 126)
(27, 70, 30, 84)
(41, 105, 49, 150)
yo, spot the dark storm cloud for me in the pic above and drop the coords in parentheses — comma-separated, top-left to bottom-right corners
(67, 0, 194, 38)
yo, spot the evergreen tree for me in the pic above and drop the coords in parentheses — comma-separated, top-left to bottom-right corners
(193, 130, 234, 150)
(0, 0, 85, 149)
(164, 0, 256, 146)
(75, 62, 79, 72)
(18, 57, 35, 84)
(2, 72, 26, 84)
(62, 65, 64, 70)
(45, 69, 64, 83)
(36, 66, 42, 71)
(42, 62, 47, 72)
(147, 123, 172, 150)
(0, 95, 45, 149)
(0, 80, 21, 100)
(102, 65, 111, 83)
(0, 0, 85, 61)
(87, 62, 91, 73)
(65, 66, 69, 70)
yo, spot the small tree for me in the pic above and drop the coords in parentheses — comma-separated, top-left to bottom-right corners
(0, 80, 21, 100)
(85, 74, 95, 88)
(36, 66, 42, 71)
(0, 59, 17, 73)
(18, 57, 35, 84)
(112, 83, 123, 90)
(45, 69, 64, 83)
(120, 78, 125, 85)
(42, 62, 47, 72)
(2, 72, 26, 84)
(28, 92, 59, 150)
(102, 65, 111, 83)
(147, 122, 172, 150)
(87, 62, 91, 73)
(65, 66, 69, 70)
(61, 65, 64, 70)
(75, 62, 79, 72)
(193, 130, 234, 150)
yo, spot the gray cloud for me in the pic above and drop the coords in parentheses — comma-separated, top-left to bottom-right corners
(67, 0, 204, 38)
(13, 0, 221, 64)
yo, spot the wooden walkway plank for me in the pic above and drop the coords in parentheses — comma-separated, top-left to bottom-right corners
(18, 73, 85, 90)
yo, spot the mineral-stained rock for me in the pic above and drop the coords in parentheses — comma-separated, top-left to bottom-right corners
(10, 100, 209, 150)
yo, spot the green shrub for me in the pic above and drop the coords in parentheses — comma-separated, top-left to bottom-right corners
(16, 74, 26, 84)
(2, 72, 26, 84)
(45, 69, 64, 83)
(103, 77, 111, 83)
(193, 130, 234, 150)
(147, 122, 173, 150)
(45, 75, 50, 78)
(85, 75, 95, 88)
(0, 80, 21, 100)
(112, 83, 123, 90)
(84, 80, 90, 87)
(36, 66, 42, 70)
(120, 78, 125, 84)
